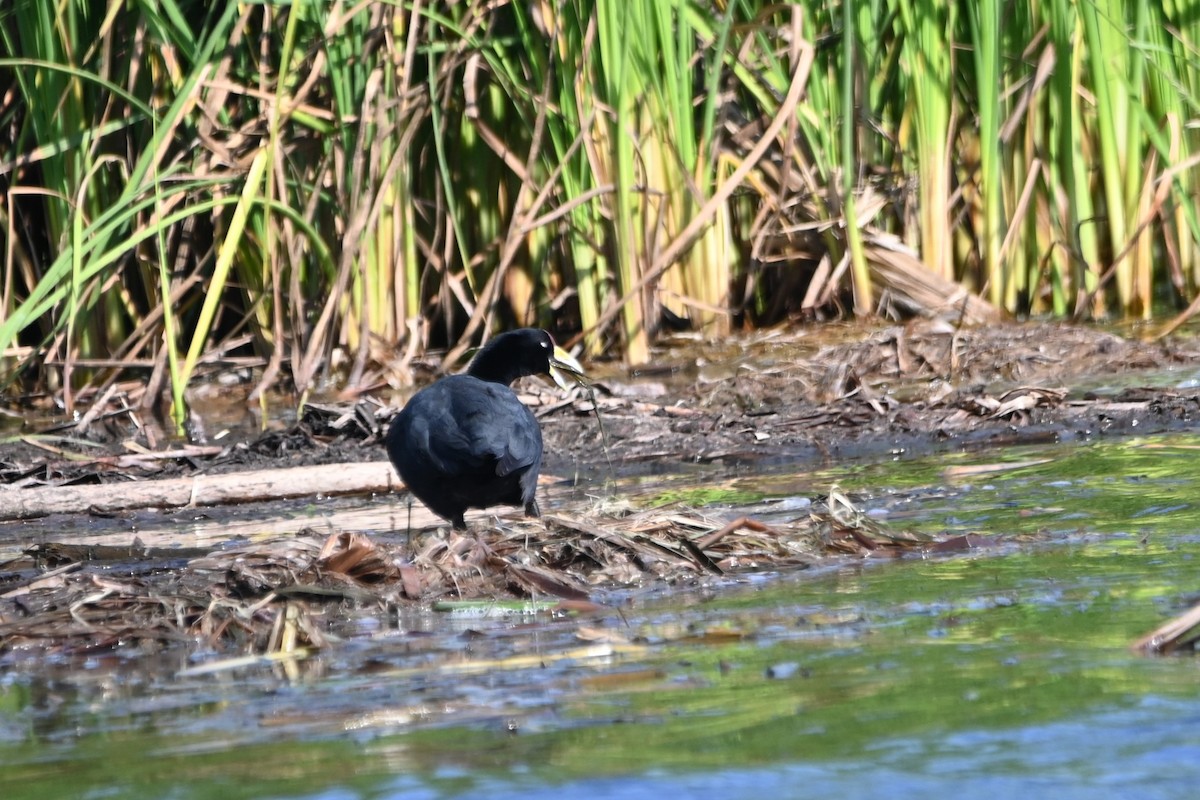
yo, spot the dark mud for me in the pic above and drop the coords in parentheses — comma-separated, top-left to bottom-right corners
(547, 321, 1200, 473)
(4, 321, 1199, 486)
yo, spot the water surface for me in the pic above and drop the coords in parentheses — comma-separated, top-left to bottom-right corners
(4, 434, 1200, 799)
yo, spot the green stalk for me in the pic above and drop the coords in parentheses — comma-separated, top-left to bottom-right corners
(1125, 0, 1151, 318)
(596, 0, 647, 363)
(0, 188, 238, 362)
(842, 0, 873, 315)
(0, 1, 239, 381)
(427, 46, 476, 300)
(148, 173, 265, 407)
(1151, 0, 1199, 292)
(153, 158, 183, 434)
(503, 1, 604, 352)
(966, 0, 1003, 309)
(1047, 0, 1100, 315)
(896, 0, 954, 281)
(1079, 0, 1132, 316)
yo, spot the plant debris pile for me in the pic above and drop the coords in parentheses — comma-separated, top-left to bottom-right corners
(0, 498, 951, 658)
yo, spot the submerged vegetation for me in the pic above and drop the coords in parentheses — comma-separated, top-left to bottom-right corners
(1, 0, 1198, 427)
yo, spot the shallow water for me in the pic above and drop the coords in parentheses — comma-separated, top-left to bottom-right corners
(5, 433, 1200, 799)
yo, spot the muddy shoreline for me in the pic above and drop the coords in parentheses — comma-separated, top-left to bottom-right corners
(5, 321, 1200, 488)
(3, 321, 1200, 657)
(542, 321, 1200, 472)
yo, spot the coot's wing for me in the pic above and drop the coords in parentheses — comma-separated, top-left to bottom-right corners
(447, 379, 541, 477)
(389, 388, 460, 476)
(399, 377, 540, 479)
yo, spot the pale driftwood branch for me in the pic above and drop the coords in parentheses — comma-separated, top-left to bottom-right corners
(0, 461, 402, 521)
(1132, 601, 1200, 655)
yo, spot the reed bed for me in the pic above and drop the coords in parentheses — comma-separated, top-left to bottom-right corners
(1, 0, 1197, 429)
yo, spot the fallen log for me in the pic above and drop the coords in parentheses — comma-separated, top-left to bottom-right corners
(0, 461, 402, 521)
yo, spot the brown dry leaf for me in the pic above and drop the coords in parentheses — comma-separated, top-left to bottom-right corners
(990, 393, 1040, 418)
(507, 563, 590, 601)
(999, 386, 1068, 405)
(316, 531, 397, 583)
(398, 565, 423, 599)
(549, 515, 681, 566)
(957, 386, 1067, 420)
(0, 562, 81, 599)
(816, 492, 931, 556)
(189, 537, 323, 574)
(990, 387, 1066, 418)
(694, 515, 783, 550)
(958, 395, 1002, 416)
(587, 556, 646, 586)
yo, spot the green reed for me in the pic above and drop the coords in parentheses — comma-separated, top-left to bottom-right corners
(1, 0, 1197, 427)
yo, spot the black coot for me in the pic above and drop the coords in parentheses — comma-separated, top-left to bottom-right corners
(386, 329, 584, 529)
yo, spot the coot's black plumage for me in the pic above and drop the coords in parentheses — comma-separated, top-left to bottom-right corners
(386, 329, 584, 529)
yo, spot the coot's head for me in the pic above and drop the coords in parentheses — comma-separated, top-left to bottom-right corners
(466, 328, 585, 388)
